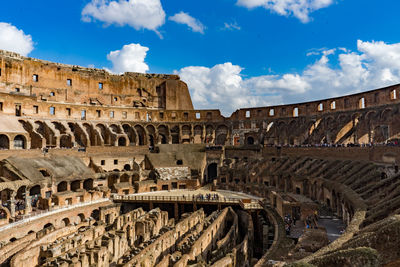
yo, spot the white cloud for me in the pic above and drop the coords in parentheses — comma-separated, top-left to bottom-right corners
(0, 22, 33, 56)
(222, 22, 241, 31)
(177, 63, 273, 114)
(177, 40, 400, 116)
(169, 12, 205, 34)
(237, 0, 334, 23)
(82, 0, 165, 35)
(107, 43, 149, 74)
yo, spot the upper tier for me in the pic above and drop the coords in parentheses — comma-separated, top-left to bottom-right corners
(0, 50, 193, 111)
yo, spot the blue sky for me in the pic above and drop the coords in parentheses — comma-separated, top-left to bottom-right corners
(1, 0, 400, 115)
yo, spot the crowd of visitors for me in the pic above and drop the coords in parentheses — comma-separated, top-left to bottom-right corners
(195, 193, 220, 201)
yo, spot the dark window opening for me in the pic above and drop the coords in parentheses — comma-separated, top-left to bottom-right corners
(15, 104, 21, 117)
(33, 105, 39, 114)
(66, 108, 71, 116)
(176, 160, 183, 165)
(114, 159, 118, 165)
(40, 169, 50, 177)
(101, 160, 105, 166)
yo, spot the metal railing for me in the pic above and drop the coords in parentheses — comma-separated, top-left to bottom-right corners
(112, 194, 264, 209)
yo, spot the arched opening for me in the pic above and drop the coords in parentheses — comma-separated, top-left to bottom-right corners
(57, 181, 68, 192)
(39, 169, 50, 177)
(91, 209, 100, 220)
(78, 213, 85, 223)
(134, 125, 146, 146)
(181, 125, 191, 144)
(124, 164, 131, 171)
(247, 136, 254, 145)
(0, 135, 10, 149)
(60, 135, 72, 148)
(149, 135, 155, 147)
(62, 217, 70, 227)
(71, 180, 81, 191)
(13, 135, 26, 149)
(157, 125, 169, 144)
(43, 223, 54, 230)
(84, 179, 94, 191)
(135, 222, 145, 246)
(215, 125, 228, 145)
(29, 185, 41, 196)
(215, 134, 227, 145)
(160, 134, 167, 144)
(207, 163, 218, 184)
(118, 137, 127, 146)
(193, 125, 203, 144)
(171, 126, 180, 144)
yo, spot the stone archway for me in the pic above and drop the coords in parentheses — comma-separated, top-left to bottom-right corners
(13, 135, 26, 149)
(207, 163, 218, 184)
(0, 134, 10, 149)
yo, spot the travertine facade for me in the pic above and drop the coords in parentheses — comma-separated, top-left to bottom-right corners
(0, 50, 399, 267)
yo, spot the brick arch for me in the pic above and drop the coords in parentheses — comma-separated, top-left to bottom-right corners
(157, 124, 169, 144)
(0, 134, 10, 149)
(122, 124, 137, 145)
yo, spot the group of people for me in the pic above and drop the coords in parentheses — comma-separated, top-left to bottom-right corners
(267, 141, 400, 148)
(195, 193, 220, 201)
(284, 214, 297, 235)
(284, 211, 319, 235)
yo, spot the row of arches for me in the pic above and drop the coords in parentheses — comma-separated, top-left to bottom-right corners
(16, 120, 233, 149)
(0, 135, 27, 149)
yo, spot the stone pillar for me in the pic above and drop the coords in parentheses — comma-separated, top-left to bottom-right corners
(190, 125, 195, 144)
(202, 125, 206, 143)
(10, 191, 16, 218)
(174, 202, 179, 221)
(179, 125, 183, 144)
(25, 188, 32, 214)
(149, 201, 154, 210)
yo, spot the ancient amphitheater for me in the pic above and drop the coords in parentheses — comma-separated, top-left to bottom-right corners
(0, 49, 399, 267)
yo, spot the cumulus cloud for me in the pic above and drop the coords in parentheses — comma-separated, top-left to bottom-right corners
(82, 0, 165, 35)
(0, 22, 33, 56)
(169, 12, 205, 34)
(177, 40, 400, 116)
(236, 0, 334, 23)
(107, 43, 149, 73)
(177, 63, 274, 114)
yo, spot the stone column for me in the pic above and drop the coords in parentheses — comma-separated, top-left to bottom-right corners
(25, 188, 32, 214)
(9, 191, 16, 218)
(174, 202, 179, 221)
